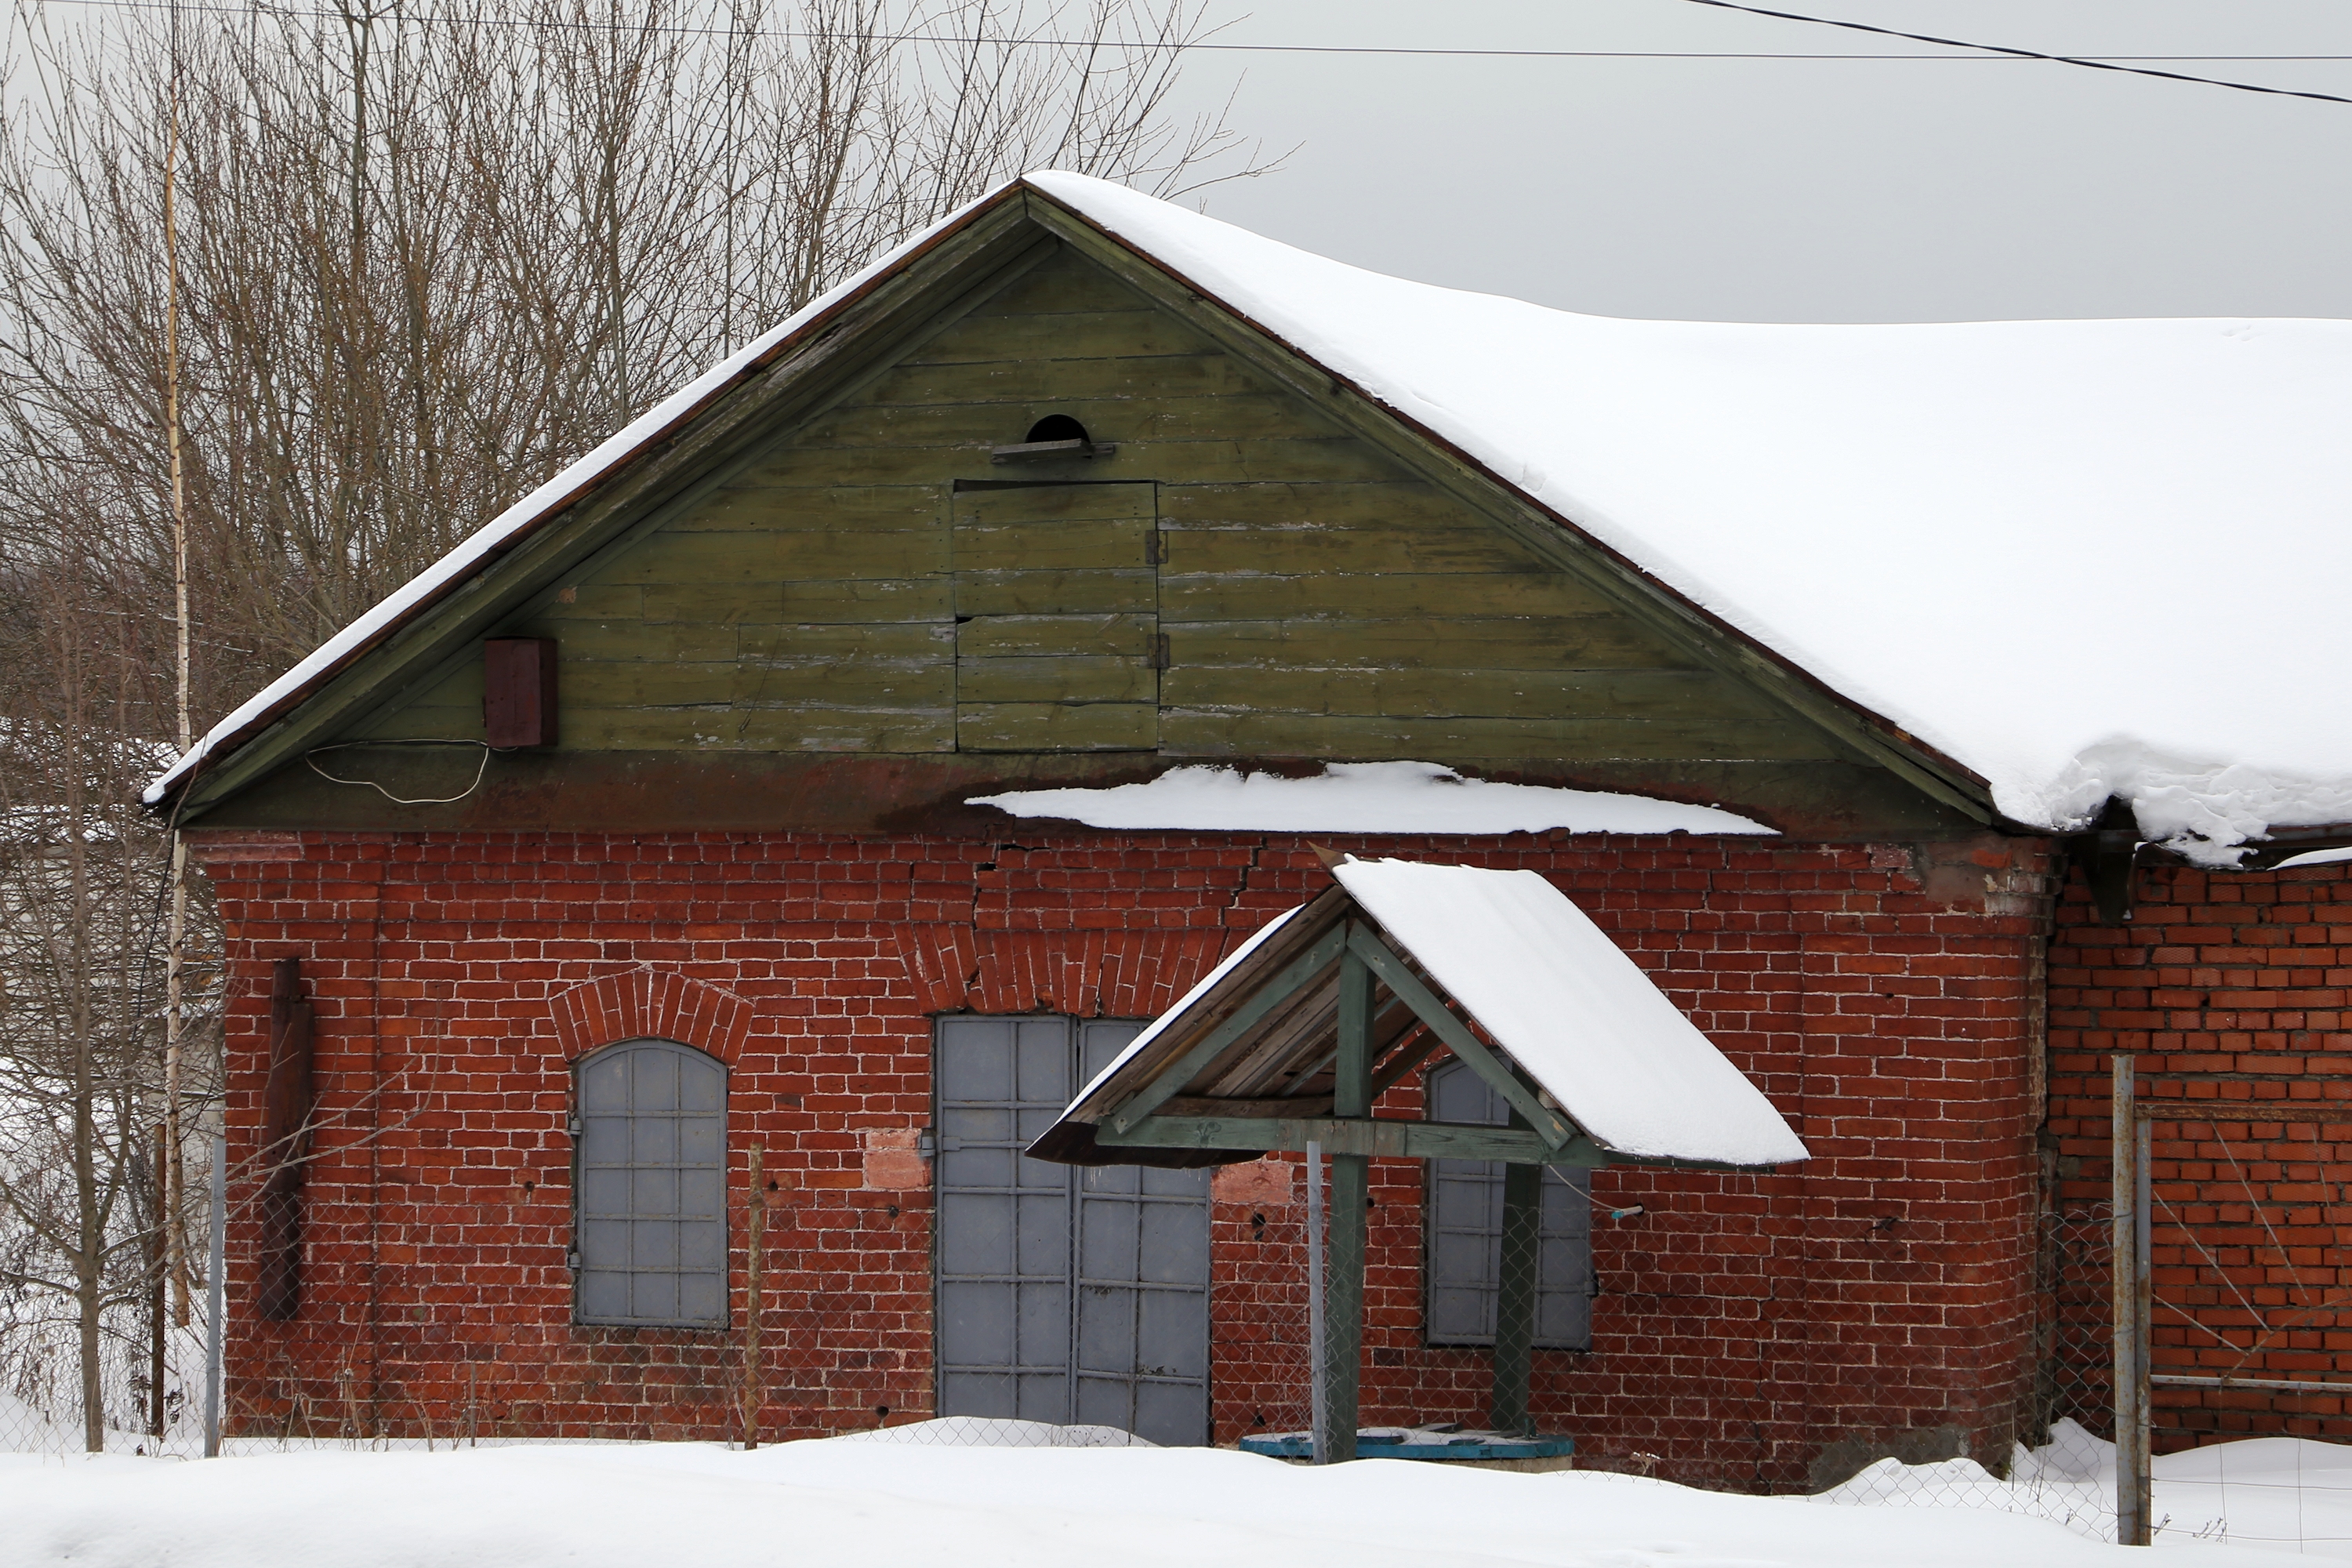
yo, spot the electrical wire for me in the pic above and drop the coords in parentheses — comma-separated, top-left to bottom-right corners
(304, 739, 492, 806)
(1671, 0, 2352, 107)
(31, 0, 2352, 71)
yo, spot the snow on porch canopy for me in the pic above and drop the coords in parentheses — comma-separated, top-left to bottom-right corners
(1025, 858, 1809, 1174)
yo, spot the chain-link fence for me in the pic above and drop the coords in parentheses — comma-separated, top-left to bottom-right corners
(0, 1131, 2154, 1501)
(2134, 1104, 2352, 1554)
(1223, 1156, 2137, 1523)
(1, 1127, 215, 1459)
(17, 1084, 2352, 1564)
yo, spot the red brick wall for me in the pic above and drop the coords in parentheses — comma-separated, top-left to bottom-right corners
(2046, 858, 2352, 1450)
(201, 828, 2051, 1486)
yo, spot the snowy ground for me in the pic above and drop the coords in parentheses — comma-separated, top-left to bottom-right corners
(1818, 1417, 2352, 1558)
(3, 1417, 2347, 1568)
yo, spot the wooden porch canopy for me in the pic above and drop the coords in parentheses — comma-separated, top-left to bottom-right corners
(1025, 855, 1806, 1461)
(1026, 856, 1809, 1177)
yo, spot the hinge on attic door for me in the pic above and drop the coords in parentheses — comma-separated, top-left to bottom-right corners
(1145, 529, 1164, 566)
(1151, 633, 1171, 671)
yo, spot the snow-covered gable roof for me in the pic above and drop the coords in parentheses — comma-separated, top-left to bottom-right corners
(152, 172, 2352, 862)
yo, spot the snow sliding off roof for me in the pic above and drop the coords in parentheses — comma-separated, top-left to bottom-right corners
(1033, 860, 1807, 1172)
(1028, 174, 2352, 860)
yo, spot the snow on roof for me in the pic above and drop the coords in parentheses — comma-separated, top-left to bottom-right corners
(1330, 858, 1807, 1167)
(967, 762, 1774, 837)
(1027, 172, 2352, 863)
(154, 172, 2352, 863)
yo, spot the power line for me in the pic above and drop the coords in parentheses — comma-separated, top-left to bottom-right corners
(1672, 0, 2352, 107)
(28, 0, 2352, 68)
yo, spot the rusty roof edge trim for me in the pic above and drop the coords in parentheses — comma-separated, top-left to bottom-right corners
(1017, 183, 1994, 808)
(148, 182, 1037, 810)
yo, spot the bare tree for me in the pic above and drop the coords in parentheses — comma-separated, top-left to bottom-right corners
(2, 0, 1265, 688)
(0, 526, 197, 1453)
(0, 0, 1265, 1450)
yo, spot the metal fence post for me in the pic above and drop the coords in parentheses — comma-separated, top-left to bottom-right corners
(2135, 1112, 2153, 1523)
(1306, 1140, 1327, 1464)
(2112, 1054, 2149, 1545)
(204, 1131, 226, 1458)
(744, 1142, 765, 1452)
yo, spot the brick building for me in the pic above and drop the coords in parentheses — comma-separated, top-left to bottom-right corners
(152, 173, 2352, 1486)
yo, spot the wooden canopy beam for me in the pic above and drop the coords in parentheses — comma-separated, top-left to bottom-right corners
(1094, 1114, 1608, 1166)
(1342, 922, 1580, 1151)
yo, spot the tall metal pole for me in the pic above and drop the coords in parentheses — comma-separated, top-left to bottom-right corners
(1323, 938, 1373, 1465)
(2112, 1054, 2149, 1545)
(2135, 1115, 2154, 1523)
(203, 1131, 226, 1457)
(743, 1143, 765, 1451)
(1305, 1141, 1327, 1464)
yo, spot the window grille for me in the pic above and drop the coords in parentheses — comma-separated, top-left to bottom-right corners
(574, 1038, 728, 1327)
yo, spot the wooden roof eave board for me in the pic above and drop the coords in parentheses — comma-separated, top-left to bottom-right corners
(162, 189, 1063, 819)
(1025, 885, 1354, 1163)
(1016, 189, 1996, 826)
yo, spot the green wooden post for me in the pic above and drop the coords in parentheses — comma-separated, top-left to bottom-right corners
(1492, 1155, 1541, 1435)
(1323, 932, 1374, 1463)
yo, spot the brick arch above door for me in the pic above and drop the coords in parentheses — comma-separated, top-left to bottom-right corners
(548, 967, 754, 1065)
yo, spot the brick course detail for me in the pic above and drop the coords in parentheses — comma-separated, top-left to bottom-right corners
(203, 828, 2056, 1486)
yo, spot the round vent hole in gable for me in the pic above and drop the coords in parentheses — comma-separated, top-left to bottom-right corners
(1024, 414, 1090, 445)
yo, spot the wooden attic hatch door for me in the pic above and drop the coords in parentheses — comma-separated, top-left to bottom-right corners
(952, 482, 1160, 751)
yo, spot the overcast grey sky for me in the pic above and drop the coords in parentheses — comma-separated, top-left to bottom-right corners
(1162, 1, 2352, 322)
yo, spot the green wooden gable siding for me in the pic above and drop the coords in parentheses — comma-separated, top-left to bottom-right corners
(355, 247, 1846, 775)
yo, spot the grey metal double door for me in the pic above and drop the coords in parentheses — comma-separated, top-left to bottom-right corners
(935, 1016, 1210, 1444)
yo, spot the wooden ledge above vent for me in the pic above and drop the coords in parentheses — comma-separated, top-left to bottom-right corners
(989, 437, 1117, 464)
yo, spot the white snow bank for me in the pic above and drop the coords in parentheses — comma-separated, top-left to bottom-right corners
(1818, 1416, 2352, 1555)
(1023, 172, 2352, 865)
(0, 1429, 2296, 1568)
(1333, 858, 1808, 1167)
(969, 762, 1776, 837)
(828, 1416, 1152, 1447)
(2276, 845, 2352, 870)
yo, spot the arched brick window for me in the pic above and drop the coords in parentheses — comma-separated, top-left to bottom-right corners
(573, 1037, 727, 1328)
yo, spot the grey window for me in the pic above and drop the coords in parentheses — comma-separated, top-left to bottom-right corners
(933, 1016, 1211, 1444)
(575, 1038, 727, 1328)
(1425, 1057, 1593, 1348)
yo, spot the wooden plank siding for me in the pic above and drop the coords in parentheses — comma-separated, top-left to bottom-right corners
(953, 482, 1160, 752)
(356, 244, 1843, 770)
